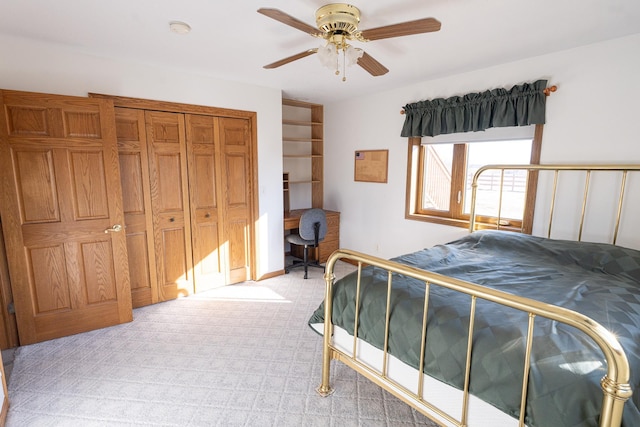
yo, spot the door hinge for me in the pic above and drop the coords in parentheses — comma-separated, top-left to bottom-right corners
(7, 302, 15, 314)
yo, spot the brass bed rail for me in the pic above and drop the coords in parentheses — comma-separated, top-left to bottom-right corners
(318, 249, 632, 427)
(469, 164, 640, 244)
(317, 164, 640, 427)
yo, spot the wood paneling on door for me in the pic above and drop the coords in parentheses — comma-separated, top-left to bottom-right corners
(219, 118, 253, 284)
(186, 114, 225, 291)
(145, 111, 194, 301)
(0, 221, 18, 349)
(114, 108, 158, 308)
(0, 90, 132, 345)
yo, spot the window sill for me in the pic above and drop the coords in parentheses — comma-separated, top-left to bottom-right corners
(405, 213, 470, 229)
(406, 212, 524, 233)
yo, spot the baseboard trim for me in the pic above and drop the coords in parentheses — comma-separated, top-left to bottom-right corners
(256, 269, 285, 281)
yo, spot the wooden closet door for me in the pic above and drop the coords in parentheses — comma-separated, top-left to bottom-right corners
(0, 220, 18, 349)
(218, 117, 253, 284)
(114, 108, 158, 307)
(0, 90, 133, 345)
(186, 114, 225, 291)
(145, 111, 194, 301)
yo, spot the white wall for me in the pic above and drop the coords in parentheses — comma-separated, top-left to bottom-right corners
(0, 34, 285, 278)
(324, 34, 640, 258)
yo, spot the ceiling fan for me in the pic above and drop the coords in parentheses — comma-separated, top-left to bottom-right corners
(258, 3, 441, 80)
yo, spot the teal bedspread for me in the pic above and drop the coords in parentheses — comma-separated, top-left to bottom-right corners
(309, 230, 640, 426)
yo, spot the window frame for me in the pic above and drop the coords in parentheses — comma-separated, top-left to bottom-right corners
(405, 124, 543, 233)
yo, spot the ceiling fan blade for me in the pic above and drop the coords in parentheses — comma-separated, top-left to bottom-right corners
(357, 52, 389, 76)
(257, 8, 323, 37)
(359, 17, 441, 41)
(263, 49, 318, 69)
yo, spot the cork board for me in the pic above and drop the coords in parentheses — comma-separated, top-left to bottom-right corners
(354, 150, 388, 183)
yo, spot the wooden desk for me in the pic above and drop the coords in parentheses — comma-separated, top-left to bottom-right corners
(284, 209, 340, 263)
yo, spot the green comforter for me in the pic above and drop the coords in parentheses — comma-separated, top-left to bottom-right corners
(309, 230, 640, 426)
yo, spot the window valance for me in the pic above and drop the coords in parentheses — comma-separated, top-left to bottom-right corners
(401, 79, 549, 138)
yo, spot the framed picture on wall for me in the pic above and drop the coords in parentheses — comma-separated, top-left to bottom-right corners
(354, 149, 388, 183)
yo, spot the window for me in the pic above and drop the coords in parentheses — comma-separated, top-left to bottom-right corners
(406, 125, 542, 232)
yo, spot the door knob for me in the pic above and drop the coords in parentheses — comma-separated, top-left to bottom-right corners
(104, 224, 123, 233)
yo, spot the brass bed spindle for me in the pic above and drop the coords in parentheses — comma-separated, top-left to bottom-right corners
(519, 171, 531, 234)
(417, 282, 431, 399)
(547, 169, 559, 238)
(461, 296, 477, 427)
(469, 178, 479, 232)
(382, 271, 393, 377)
(496, 169, 505, 229)
(613, 171, 627, 246)
(578, 170, 592, 242)
(519, 313, 536, 426)
(352, 263, 363, 359)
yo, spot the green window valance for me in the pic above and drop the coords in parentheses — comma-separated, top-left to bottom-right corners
(401, 79, 548, 137)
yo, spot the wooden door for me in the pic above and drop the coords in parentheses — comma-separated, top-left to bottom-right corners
(145, 111, 194, 301)
(218, 117, 253, 284)
(0, 90, 132, 345)
(186, 114, 225, 291)
(0, 220, 18, 349)
(114, 108, 158, 307)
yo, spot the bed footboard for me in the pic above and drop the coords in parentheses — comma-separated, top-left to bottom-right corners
(316, 249, 633, 427)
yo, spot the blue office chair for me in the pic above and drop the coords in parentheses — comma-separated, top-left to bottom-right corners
(285, 208, 327, 279)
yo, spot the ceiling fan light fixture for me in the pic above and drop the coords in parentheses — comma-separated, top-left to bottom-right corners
(317, 43, 338, 68)
(317, 41, 363, 81)
(344, 45, 364, 66)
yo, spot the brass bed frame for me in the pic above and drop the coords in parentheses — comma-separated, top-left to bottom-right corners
(316, 164, 640, 427)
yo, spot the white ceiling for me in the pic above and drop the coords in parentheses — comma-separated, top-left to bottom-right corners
(2, 0, 640, 104)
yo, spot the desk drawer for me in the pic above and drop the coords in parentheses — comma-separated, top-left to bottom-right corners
(318, 212, 339, 262)
(319, 239, 339, 263)
(325, 214, 339, 240)
(284, 217, 299, 230)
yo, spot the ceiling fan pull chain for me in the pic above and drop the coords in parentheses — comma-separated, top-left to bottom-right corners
(342, 49, 347, 82)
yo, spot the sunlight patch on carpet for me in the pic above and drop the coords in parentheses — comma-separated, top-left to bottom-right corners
(190, 285, 291, 303)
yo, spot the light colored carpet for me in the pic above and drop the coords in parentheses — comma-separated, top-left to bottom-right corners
(5, 261, 439, 426)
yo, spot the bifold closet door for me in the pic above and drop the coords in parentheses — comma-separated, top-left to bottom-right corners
(112, 105, 255, 303)
(145, 111, 195, 301)
(0, 90, 133, 345)
(218, 117, 253, 284)
(185, 114, 225, 291)
(114, 108, 158, 307)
